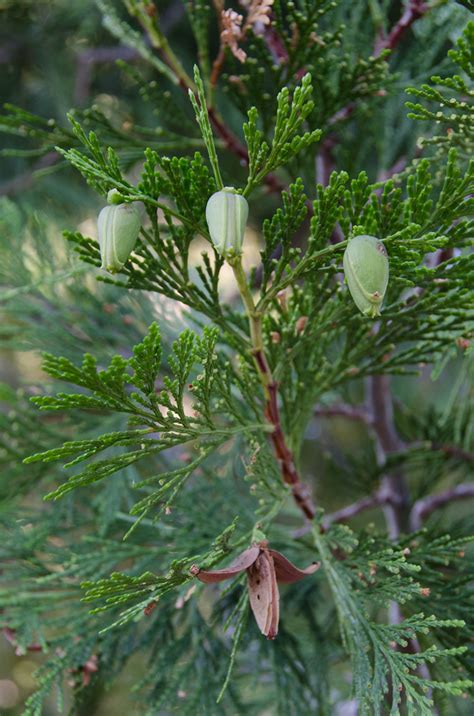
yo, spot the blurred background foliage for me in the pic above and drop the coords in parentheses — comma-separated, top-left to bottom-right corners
(0, 1, 472, 714)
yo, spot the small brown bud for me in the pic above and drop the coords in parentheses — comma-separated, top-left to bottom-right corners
(228, 75, 246, 92)
(145, 4, 157, 17)
(295, 316, 308, 334)
(277, 291, 287, 311)
(144, 600, 158, 616)
(456, 337, 470, 350)
(270, 331, 281, 344)
(309, 32, 325, 46)
(420, 587, 431, 597)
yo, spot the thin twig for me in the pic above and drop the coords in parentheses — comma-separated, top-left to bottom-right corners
(409, 483, 474, 531)
(314, 403, 372, 425)
(316, 138, 336, 187)
(435, 444, 474, 463)
(262, 21, 289, 64)
(293, 487, 395, 538)
(209, 1, 226, 94)
(374, 1, 428, 55)
(231, 257, 316, 520)
(323, 491, 389, 528)
(367, 371, 410, 644)
(368, 373, 409, 540)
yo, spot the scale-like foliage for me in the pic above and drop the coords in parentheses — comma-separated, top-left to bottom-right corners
(406, 21, 474, 161)
(1, 2, 473, 714)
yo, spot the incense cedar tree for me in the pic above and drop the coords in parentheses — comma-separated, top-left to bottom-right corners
(0, 1, 473, 714)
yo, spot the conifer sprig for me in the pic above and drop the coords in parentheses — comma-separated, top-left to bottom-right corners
(1, 2, 473, 713)
(406, 21, 474, 160)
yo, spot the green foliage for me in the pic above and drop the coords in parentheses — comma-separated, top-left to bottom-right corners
(189, 65, 224, 189)
(243, 72, 322, 195)
(406, 21, 474, 161)
(25, 323, 263, 515)
(311, 523, 472, 715)
(1, 2, 474, 715)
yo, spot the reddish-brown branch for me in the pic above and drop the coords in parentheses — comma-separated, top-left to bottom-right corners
(207, 107, 249, 164)
(314, 403, 372, 425)
(210, 2, 226, 89)
(251, 348, 316, 520)
(409, 483, 474, 531)
(262, 22, 289, 64)
(375, 1, 428, 55)
(231, 259, 316, 522)
(436, 444, 474, 463)
(293, 485, 397, 537)
(210, 47, 226, 88)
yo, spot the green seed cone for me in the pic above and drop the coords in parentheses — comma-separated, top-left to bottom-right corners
(343, 234, 389, 318)
(97, 203, 141, 273)
(205, 187, 249, 258)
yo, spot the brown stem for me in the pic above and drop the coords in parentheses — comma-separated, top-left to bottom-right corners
(368, 373, 409, 539)
(264, 376, 315, 520)
(316, 139, 335, 187)
(374, 1, 429, 55)
(262, 21, 288, 64)
(314, 403, 372, 425)
(323, 490, 390, 528)
(409, 483, 474, 531)
(207, 107, 249, 164)
(434, 444, 474, 463)
(210, 47, 226, 89)
(293, 485, 397, 537)
(231, 258, 316, 520)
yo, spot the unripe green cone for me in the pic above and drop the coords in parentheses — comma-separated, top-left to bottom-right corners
(97, 203, 141, 273)
(205, 187, 249, 258)
(343, 234, 389, 318)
